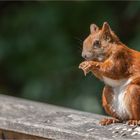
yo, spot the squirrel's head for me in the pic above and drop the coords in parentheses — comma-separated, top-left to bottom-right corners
(82, 22, 120, 61)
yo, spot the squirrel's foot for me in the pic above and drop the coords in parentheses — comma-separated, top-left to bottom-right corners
(79, 61, 93, 76)
(99, 118, 121, 126)
(126, 120, 140, 126)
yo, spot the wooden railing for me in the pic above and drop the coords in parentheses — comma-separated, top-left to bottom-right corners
(0, 94, 140, 140)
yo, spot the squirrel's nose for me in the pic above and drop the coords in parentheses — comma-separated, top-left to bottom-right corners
(82, 53, 87, 59)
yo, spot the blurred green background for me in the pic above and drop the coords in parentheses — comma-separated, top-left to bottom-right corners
(0, 1, 139, 115)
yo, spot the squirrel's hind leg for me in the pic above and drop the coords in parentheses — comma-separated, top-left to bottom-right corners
(100, 86, 122, 125)
(126, 120, 140, 125)
(124, 84, 140, 125)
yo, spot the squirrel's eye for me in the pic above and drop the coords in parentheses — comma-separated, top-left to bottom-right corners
(93, 40, 100, 48)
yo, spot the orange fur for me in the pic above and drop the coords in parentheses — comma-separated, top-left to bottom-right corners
(79, 22, 140, 125)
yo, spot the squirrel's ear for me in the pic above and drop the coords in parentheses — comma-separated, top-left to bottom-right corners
(90, 24, 99, 34)
(102, 22, 111, 33)
(102, 22, 112, 41)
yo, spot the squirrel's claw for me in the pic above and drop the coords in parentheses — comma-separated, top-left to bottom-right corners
(83, 69, 88, 76)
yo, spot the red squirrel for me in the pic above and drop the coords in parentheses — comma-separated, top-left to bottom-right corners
(79, 22, 140, 125)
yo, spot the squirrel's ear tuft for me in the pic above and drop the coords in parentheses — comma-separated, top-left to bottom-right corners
(90, 24, 99, 34)
(102, 22, 112, 41)
(102, 22, 111, 33)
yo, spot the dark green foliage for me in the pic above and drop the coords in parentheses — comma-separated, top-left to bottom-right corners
(0, 1, 139, 114)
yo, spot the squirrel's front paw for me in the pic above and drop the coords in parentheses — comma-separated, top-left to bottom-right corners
(99, 118, 121, 125)
(79, 61, 93, 76)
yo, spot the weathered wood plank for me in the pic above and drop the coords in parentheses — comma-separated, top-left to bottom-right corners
(0, 129, 49, 140)
(0, 94, 140, 139)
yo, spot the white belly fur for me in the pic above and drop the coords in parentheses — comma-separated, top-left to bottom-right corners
(103, 76, 132, 120)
